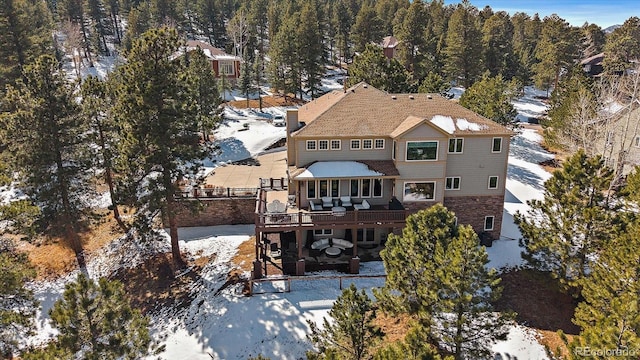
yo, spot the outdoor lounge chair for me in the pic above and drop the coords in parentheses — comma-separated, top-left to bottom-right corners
(309, 200, 321, 211)
(339, 196, 352, 207)
(354, 199, 370, 210)
(321, 196, 333, 208)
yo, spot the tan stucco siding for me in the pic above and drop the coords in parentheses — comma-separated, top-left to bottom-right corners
(444, 135, 510, 196)
(295, 137, 392, 166)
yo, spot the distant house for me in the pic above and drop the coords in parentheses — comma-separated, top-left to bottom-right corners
(381, 36, 398, 60)
(581, 52, 604, 77)
(183, 40, 242, 81)
(254, 83, 513, 276)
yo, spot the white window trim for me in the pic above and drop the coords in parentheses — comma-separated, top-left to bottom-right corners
(492, 137, 502, 153)
(219, 60, 235, 76)
(314, 229, 333, 236)
(448, 138, 464, 154)
(445, 176, 461, 190)
(350, 179, 359, 197)
(375, 139, 385, 149)
(306, 140, 317, 151)
(331, 139, 341, 150)
(319, 179, 329, 198)
(362, 139, 373, 149)
(484, 216, 495, 231)
(406, 141, 439, 161)
(488, 176, 499, 189)
(403, 181, 436, 202)
(350, 139, 361, 150)
(318, 140, 329, 150)
(307, 180, 316, 199)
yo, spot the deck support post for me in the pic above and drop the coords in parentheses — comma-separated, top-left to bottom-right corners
(349, 257, 360, 274)
(296, 259, 305, 275)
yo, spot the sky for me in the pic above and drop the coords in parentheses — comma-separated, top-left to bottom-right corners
(444, 0, 639, 28)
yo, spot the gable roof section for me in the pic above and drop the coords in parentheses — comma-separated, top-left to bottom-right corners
(293, 82, 512, 138)
(289, 160, 399, 179)
(185, 40, 242, 61)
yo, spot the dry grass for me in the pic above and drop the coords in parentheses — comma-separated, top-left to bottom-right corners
(537, 329, 576, 359)
(374, 311, 413, 344)
(19, 210, 125, 279)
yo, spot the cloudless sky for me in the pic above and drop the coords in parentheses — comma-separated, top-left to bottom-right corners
(444, 0, 639, 28)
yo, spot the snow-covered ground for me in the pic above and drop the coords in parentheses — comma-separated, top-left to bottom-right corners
(17, 84, 554, 359)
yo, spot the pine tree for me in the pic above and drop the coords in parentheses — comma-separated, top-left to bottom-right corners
(194, 0, 226, 47)
(418, 71, 451, 97)
(443, 0, 483, 88)
(544, 66, 596, 150)
(0, 238, 37, 358)
(347, 43, 412, 93)
(432, 225, 512, 359)
(515, 150, 625, 292)
(298, 1, 325, 98)
(459, 73, 518, 127)
(0, 0, 53, 88)
(571, 220, 640, 357)
(533, 14, 580, 93)
(350, 4, 383, 53)
(581, 23, 605, 59)
(47, 274, 153, 359)
(331, 0, 354, 66)
(307, 284, 383, 360)
(183, 47, 223, 142)
(85, 0, 110, 55)
(603, 17, 640, 74)
(0, 55, 92, 271)
(511, 12, 541, 88)
(395, 0, 427, 78)
(268, 13, 302, 99)
(376, 205, 511, 359)
(111, 28, 206, 269)
(122, 2, 151, 51)
(482, 11, 516, 79)
(80, 76, 128, 231)
(373, 324, 442, 360)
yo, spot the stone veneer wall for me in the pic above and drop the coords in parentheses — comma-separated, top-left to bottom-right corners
(165, 198, 256, 227)
(402, 195, 504, 240)
(443, 195, 504, 239)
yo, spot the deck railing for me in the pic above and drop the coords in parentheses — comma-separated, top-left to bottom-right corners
(256, 208, 407, 228)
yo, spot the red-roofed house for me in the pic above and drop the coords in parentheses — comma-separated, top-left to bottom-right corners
(184, 40, 242, 81)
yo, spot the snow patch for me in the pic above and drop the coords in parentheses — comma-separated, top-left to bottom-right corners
(456, 118, 487, 131)
(430, 115, 456, 134)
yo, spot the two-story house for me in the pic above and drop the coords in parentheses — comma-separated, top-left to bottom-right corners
(254, 82, 512, 277)
(183, 40, 242, 81)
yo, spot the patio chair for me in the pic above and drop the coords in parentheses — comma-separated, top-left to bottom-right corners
(339, 196, 352, 207)
(270, 242, 281, 259)
(354, 199, 370, 210)
(321, 196, 333, 208)
(309, 200, 321, 211)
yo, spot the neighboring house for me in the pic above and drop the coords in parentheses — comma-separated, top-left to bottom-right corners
(183, 40, 242, 81)
(596, 102, 640, 178)
(381, 36, 398, 60)
(254, 82, 512, 276)
(581, 52, 604, 77)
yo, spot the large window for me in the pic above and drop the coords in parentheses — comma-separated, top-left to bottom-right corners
(331, 179, 339, 197)
(373, 179, 383, 197)
(492, 137, 502, 153)
(307, 180, 316, 199)
(448, 138, 463, 153)
(219, 61, 235, 75)
(445, 177, 461, 190)
(484, 216, 494, 231)
(406, 141, 438, 161)
(361, 179, 371, 197)
(404, 182, 435, 201)
(350, 179, 359, 197)
(488, 176, 499, 189)
(319, 180, 328, 197)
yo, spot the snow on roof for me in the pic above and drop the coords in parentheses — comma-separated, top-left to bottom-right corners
(456, 118, 488, 131)
(294, 161, 383, 179)
(430, 115, 456, 134)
